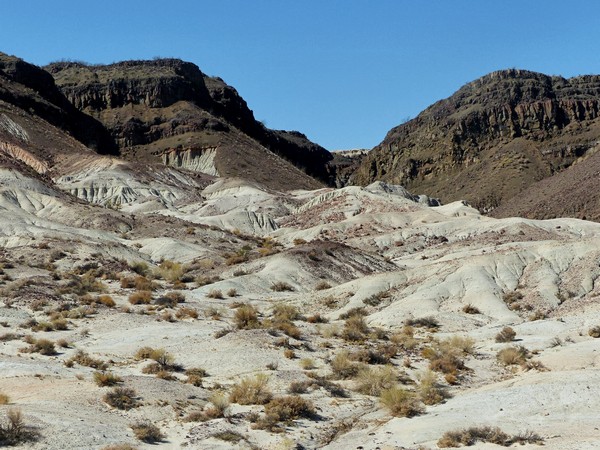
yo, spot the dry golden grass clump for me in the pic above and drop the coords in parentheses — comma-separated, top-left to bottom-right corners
(103, 387, 139, 410)
(154, 291, 185, 308)
(0, 393, 9, 405)
(315, 281, 331, 291)
(330, 351, 363, 379)
(379, 386, 424, 417)
(185, 392, 230, 422)
(128, 290, 152, 305)
(130, 422, 164, 443)
(97, 295, 116, 307)
(391, 325, 419, 351)
(495, 326, 516, 343)
(156, 260, 184, 283)
(271, 281, 294, 292)
(135, 347, 178, 374)
(20, 337, 56, 356)
(93, 371, 123, 387)
(185, 367, 207, 387)
(66, 350, 108, 370)
(418, 370, 450, 405)
(421, 335, 474, 382)
(132, 276, 157, 291)
(497, 345, 530, 366)
(405, 316, 439, 330)
(234, 304, 261, 330)
(175, 306, 198, 319)
(263, 395, 315, 422)
(229, 374, 273, 405)
(437, 426, 543, 447)
(206, 289, 224, 299)
(354, 365, 397, 396)
(341, 315, 369, 342)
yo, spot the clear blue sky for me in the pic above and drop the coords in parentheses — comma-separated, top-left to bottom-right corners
(2, 1, 600, 150)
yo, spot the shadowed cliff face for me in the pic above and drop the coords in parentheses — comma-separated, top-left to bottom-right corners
(46, 59, 333, 186)
(0, 53, 118, 154)
(351, 69, 600, 212)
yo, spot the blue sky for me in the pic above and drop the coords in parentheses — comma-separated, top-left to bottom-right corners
(2, 1, 600, 150)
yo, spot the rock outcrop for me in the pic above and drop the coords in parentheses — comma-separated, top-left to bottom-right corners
(0, 52, 118, 154)
(351, 69, 600, 213)
(46, 59, 332, 189)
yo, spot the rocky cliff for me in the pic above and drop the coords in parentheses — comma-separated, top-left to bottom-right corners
(351, 69, 600, 211)
(46, 59, 332, 188)
(0, 53, 117, 154)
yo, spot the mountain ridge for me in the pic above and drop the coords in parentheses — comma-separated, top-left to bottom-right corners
(350, 68, 600, 216)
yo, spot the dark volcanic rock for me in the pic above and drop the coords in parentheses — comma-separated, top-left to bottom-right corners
(351, 69, 600, 213)
(46, 59, 332, 186)
(0, 52, 118, 154)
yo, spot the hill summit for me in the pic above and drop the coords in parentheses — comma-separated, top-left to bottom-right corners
(351, 68, 600, 216)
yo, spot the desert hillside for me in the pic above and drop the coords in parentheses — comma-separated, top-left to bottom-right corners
(1, 52, 600, 450)
(350, 69, 600, 219)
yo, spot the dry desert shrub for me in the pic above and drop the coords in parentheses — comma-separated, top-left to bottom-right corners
(130, 422, 164, 443)
(379, 386, 424, 417)
(462, 303, 481, 314)
(437, 426, 543, 447)
(495, 326, 516, 343)
(405, 316, 439, 330)
(330, 351, 363, 379)
(0, 393, 9, 405)
(156, 260, 184, 283)
(0, 408, 38, 446)
(104, 387, 139, 410)
(421, 336, 474, 381)
(128, 290, 152, 305)
(20, 337, 56, 356)
(130, 261, 149, 276)
(417, 370, 450, 405)
(185, 367, 207, 387)
(93, 371, 123, 387)
(211, 431, 245, 443)
(234, 304, 261, 330)
(588, 326, 600, 338)
(206, 289, 224, 299)
(354, 365, 397, 396)
(271, 281, 294, 292)
(155, 291, 185, 308)
(315, 281, 331, 291)
(226, 288, 238, 297)
(97, 295, 115, 307)
(175, 306, 198, 319)
(272, 304, 302, 321)
(229, 374, 272, 405)
(497, 345, 530, 366)
(66, 350, 108, 370)
(390, 325, 419, 350)
(263, 395, 315, 422)
(133, 276, 157, 291)
(341, 315, 369, 342)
